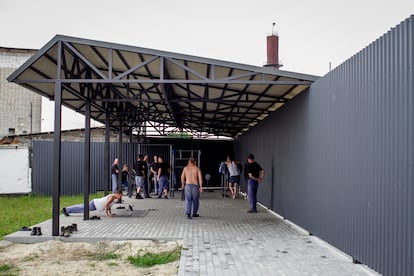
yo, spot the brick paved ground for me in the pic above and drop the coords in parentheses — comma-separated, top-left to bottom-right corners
(6, 190, 379, 276)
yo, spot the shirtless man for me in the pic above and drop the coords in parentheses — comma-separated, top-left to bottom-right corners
(181, 157, 203, 219)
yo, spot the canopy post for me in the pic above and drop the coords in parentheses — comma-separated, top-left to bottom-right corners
(51, 41, 62, 237)
(83, 99, 91, 220)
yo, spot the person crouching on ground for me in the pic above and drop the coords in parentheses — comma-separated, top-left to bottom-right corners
(62, 190, 122, 217)
(181, 157, 203, 219)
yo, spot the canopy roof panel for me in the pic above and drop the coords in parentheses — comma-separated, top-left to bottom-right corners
(8, 35, 319, 138)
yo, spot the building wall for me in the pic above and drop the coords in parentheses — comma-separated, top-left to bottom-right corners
(235, 15, 413, 276)
(0, 48, 41, 137)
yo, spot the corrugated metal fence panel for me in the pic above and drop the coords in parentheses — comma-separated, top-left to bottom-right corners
(32, 141, 53, 195)
(235, 15, 413, 276)
(61, 142, 84, 195)
(32, 141, 174, 196)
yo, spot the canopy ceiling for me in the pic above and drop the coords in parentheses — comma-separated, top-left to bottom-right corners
(8, 35, 319, 138)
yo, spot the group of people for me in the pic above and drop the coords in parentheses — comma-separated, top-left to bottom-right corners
(63, 153, 264, 218)
(219, 154, 264, 212)
(111, 154, 171, 200)
(219, 156, 243, 199)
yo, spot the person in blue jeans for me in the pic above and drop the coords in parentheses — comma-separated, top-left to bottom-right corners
(121, 164, 132, 197)
(181, 157, 203, 219)
(62, 190, 123, 217)
(157, 156, 171, 198)
(246, 154, 264, 213)
(111, 158, 119, 194)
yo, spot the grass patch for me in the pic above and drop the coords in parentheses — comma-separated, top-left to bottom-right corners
(94, 253, 120, 261)
(0, 192, 104, 240)
(127, 247, 182, 267)
(0, 263, 19, 275)
(22, 253, 39, 262)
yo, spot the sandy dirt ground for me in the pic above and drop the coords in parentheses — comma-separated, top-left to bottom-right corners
(0, 239, 181, 276)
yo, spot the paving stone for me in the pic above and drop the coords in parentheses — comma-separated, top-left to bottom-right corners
(6, 191, 379, 275)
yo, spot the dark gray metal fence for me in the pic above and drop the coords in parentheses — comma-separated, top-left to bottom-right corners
(235, 15, 413, 276)
(32, 138, 234, 196)
(32, 141, 171, 196)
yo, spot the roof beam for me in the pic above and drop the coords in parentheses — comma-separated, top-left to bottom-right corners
(12, 79, 311, 85)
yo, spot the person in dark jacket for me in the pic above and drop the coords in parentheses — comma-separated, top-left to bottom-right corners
(246, 154, 264, 213)
(157, 156, 171, 199)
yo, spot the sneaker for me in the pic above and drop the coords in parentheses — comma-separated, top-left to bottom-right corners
(186, 214, 192, 219)
(63, 227, 70, 237)
(60, 226, 65, 236)
(192, 214, 199, 217)
(30, 227, 37, 236)
(248, 210, 257, 213)
(36, 227, 42, 236)
(62, 208, 69, 216)
(20, 226, 32, 231)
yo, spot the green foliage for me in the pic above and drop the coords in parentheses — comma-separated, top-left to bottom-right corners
(22, 254, 39, 262)
(94, 253, 120, 261)
(0, 263, 19, 275)
(127, 247, 182, 267)
(0, 192, 104, 240)
(167, 132, 192, 139)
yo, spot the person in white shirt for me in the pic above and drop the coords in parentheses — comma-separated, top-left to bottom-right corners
(62, 190, 122, 217)
(226, 156, 240, 199)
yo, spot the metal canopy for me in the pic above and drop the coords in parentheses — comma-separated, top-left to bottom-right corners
(8, 35, 319, 138)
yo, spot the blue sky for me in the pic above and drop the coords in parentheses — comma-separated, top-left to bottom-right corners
(1, 0, 413, 131)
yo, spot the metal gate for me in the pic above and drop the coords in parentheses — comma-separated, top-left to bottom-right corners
(171, 149, 201, 196)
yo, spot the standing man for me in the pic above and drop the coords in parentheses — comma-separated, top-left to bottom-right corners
(157, 156, 171, 199)
(150, 155, 159, 195)
(133, 154, 146, 199)
(246, 154, 264, 213)
(121, 164, 132, 197)
(111, 158, 119, 194)
(226, 156, 240, 199)
(218, 159, 229, 197)
(143, 154, 152, 198)
(181, 157, 203, 219)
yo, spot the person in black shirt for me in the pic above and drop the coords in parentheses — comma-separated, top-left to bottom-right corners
(111, 158, 119, 194)
(150, 155, 159, 195)
(157, 156, 171, 199)
(121, 164, 132, 197)
(246, 154, 264, 213)
(142, 154, 152, 198)
(133, 154, 147, 199)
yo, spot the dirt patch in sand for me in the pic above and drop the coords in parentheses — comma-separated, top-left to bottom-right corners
(0, 239, 182, 276)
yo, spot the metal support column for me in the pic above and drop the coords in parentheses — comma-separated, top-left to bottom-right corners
(118, 125, 123, 191)
(83, 100, 91, 220)
(129, 126, 133, 172)
(104, 112, 110, 195)
(51, 41, 62, 236)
